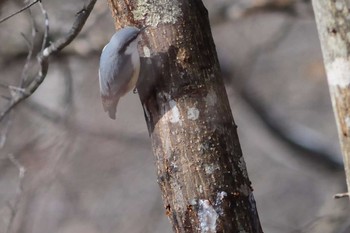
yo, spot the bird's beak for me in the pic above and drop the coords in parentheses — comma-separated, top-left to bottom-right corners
(139, 25, 148, 32)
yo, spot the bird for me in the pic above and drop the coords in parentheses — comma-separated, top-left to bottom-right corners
(98, 26, 146, 119)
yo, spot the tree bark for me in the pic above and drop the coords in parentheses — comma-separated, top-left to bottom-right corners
(107, 0, 263, 232)
(312, 1, 350, 197)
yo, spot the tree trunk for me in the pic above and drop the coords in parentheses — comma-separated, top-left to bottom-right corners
(107, 0, 263, 232)
(312, 1, 350, 197)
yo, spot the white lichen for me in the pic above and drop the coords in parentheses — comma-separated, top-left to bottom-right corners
(133, 0, 182, 27)
(335, 0, 344, 11)
(198, 200, 218, 233)
(187, 107, 199, 120)
(345, 116, 350, 129)
(239, 184, 250, 196)
(172, 181, 186, 207)
(199, 185, 203, 194)
(205, 89, 218, 107)
(215, 191, 227, 215)
(159, 92, 182, 125)
(170, 161, 178, 169)
(327, 58, 350, 88)
(169, 100, 181, 124)
(204, 164, 219, 175)
(189, 199, 197, 205)
(143, 46, 151, 57)
(327, 31, 348, 58)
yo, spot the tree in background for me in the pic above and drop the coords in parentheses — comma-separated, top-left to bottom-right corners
(312, 0, 350, 199)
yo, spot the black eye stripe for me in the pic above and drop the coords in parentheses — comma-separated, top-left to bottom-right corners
(119, 33, 139, 54)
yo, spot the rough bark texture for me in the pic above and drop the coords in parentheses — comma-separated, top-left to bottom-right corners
(107, 0, 263, 232)
(312, 0, 350, 195)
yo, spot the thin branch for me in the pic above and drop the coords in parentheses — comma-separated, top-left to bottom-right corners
(7, 154, 25, 191)
(334, 193, 350, 199)
(20, 9, 37, 86)
(0, 116, 12, 148)
(38, 0, 49, 52)
(5, 154, 26, 233)
(61, 58, 74, 116)
(0, 0, 39, 24)
(0, 0, 97, 122)
(42, 0, 97, 56)
(20, 32, 32, 49)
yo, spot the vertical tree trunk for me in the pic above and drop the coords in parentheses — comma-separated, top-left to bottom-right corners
(107, 0, 263, 232)
(312, 1, 350, 197)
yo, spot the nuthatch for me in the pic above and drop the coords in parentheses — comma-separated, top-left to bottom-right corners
(99, 26, 146, 119)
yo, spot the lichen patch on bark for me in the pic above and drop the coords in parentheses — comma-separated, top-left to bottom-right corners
(187, 107, 200, 120)
(133, 0, 182, 27)
(327, 58, 350, 88)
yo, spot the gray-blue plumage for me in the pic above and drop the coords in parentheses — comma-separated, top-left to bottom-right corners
(99, 26, 143, 119)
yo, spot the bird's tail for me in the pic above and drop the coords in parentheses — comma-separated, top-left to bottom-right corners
(107, 103, 117, 120)
(101, 95, 119, 120)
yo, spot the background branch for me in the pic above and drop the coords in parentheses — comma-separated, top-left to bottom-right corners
(0, 0, 39, 24)
(0, 0, 97, 122)
(312, 0, 350, 198)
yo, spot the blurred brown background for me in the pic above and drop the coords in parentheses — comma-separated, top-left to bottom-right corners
(0, 0, 349, 232)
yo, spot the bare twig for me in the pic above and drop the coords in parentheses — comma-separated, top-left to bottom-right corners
(0, 116, 12, 148)
(42, 0, 97, 56)
(334, 193, 350, 199)
(0, 0, 97, 122)
(0, 0, 39, 24)
(5, 154, 26, 233)
(20, 10, 37, 86)
(7, 154, 25, 191)
(38, 1, 49, 52)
